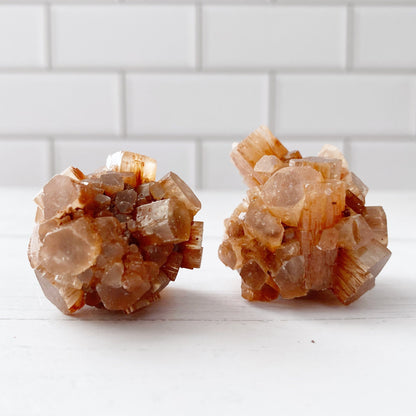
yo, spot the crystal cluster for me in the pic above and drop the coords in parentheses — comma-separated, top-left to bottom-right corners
(28, 151, 203, 314)
(218, 126, 391, 305)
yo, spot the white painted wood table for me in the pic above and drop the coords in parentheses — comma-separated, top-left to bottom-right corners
(1, 188, 415, 416)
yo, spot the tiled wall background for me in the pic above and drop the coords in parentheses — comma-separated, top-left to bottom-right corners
(0, 1, 415, 190)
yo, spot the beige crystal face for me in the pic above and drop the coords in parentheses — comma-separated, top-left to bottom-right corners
(219, 126, 391, 305)
(28, 151, 203, 315)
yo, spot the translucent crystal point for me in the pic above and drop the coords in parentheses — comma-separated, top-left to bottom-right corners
(106, 151, 157, 184)
(180, 221, 204, 269)
(273, 255, 307, 299)
(363, 206, 388, 246)
(289, 157, 342, 180)
(230, 125, 288, 187)
(299, 180, 345, 230)
(243, 199, 284, 251)
(38, 217, 101, 276)
(159, 171, 201, 215)
(261, 166, 323, 226)
(253, 155, 286, 184)
(135, 199, 192, 245)
(36, 174, 97, 221)
(333, 240, 391, 305)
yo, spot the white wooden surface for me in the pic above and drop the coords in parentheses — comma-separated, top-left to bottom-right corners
(1, 188, 415, 416)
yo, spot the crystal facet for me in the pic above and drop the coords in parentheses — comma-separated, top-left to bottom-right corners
(219, 126, 391, 305)
(28, 151, 203, 314)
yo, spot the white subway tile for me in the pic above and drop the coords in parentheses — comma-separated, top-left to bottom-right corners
(54, 139, 197, 188)
(354, 7, 416, 69)
(203, 6, 346, 69)
(0, 74, 119, 135)
(0, 6, 45, 67)
(349, 140, 416, 190)
(8, 1, 115, 3)
(201, 141, 245, 190)
(52, 5, 195, 68)
(275, 75, 416, 136)
(0, 139, 49, 187)
(126, 74, 268, 135)
(126, 0, 273, 3)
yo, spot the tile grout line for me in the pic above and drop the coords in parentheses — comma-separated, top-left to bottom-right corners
(346, 4, 354, 71)
(119, 72, 127, 137)
(276, 1, 416, 5)
(195, 4, 203, 71)
(48, 137, 55, 177)
(0, 1, 416, 6)
(195, 138, 203, 189)
(0, 67, 415, 75)
(0, 134, 416, 141)
(268, 71, 276, 132)
(411, 78, 416, 136)
(44, 3, 52, 69)
(343, 137, 351, 163)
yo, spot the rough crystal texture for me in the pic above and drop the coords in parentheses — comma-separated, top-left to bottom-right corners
(28, 151, 203, 314)
(219, 126, 391, 305)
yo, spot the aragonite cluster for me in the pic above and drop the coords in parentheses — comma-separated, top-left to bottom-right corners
(218, 126, 391, 305)
(28, 151, 203, 314)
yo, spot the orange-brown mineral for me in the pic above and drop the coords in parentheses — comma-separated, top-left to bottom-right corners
(28, 151, 203, 314)
(219, 126, 391, 305)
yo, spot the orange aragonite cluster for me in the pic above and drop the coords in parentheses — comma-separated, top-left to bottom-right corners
(28, 151, 203, 314)
(218, 126, 391, 305)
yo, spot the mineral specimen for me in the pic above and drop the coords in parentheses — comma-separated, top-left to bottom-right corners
(219, 126, 391, 305)
(28, 151, 203, 314)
